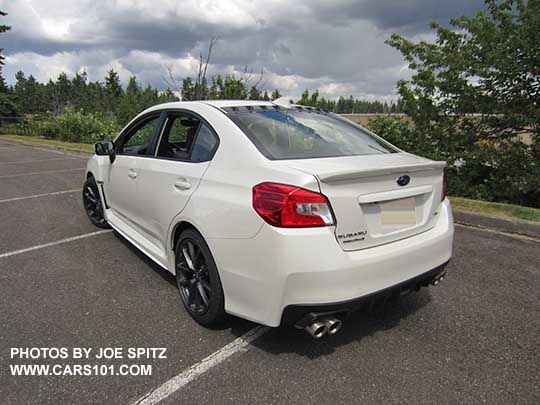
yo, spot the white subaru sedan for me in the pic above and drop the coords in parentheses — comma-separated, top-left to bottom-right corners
(83, 100, 453, 338)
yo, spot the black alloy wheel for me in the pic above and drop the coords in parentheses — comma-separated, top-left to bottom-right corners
(82, 177, 110, 228)
(175, 229, 226, 325)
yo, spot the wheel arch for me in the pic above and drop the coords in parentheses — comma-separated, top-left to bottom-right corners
(171, 220, 204, 253)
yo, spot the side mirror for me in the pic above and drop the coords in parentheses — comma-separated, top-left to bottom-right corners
(95, 140, 116, 163)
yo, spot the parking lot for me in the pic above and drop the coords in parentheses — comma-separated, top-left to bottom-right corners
(1, 137, 539, 404)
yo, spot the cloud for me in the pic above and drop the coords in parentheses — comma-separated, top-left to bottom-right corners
(0, 0, 487, 99)
(313, 0, 486, 32)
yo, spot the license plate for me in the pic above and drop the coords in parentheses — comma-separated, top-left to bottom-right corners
(380, 197, 417, 226)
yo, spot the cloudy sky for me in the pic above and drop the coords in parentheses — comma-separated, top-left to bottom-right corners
(1, 0, 485, 100)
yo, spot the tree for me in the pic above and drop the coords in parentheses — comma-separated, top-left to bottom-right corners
(125, 76, 140, 96)
(50, 72, 72, 114)
(238, 66, 264, 96)
(13, 71, 47, 114)
(0, 92, 18, 116)
(116, 76, 143, 124)
(372, 0, 540, 207)
(181, 77, 195, 101)
(220, 76, 247, 99)
(0, 10, 16, 118)
(207, 76, 220, 100)
(157, 88, 177, 104)
(162, 37, 216, 100)
(0, 10, 10, 92)
(70, 71, 89, 111)
(104, 69, 123, 113)
(194, 37, 216, 100)
(271, 89, 281, 100)
(248, 85, 261, 100)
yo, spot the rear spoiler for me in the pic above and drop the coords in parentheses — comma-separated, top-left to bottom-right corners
(317, 161, 446, 183)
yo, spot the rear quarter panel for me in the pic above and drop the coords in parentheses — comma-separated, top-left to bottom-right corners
(165, 103, 321, 252)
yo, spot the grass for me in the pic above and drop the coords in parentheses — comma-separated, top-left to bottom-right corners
(1, 134, 94, 152)
(450, 196, 540, 222)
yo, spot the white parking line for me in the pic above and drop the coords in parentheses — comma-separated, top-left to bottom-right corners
(455, 222, 540, 243)
(0, 189, 80, 204)
(132, 325, 270, 405)
(0, 230, 112, 259)
(0, 167, 85, 179)
(0, 157, 81, 165)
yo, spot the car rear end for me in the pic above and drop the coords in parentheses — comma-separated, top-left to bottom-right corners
(214, 104, 454, 333)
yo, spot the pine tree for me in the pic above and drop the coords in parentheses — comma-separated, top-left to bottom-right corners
(105, 69, 122, 100)
(55, 72, 72, 112)
(28, 75, 47, 113)
(116, 76, 143, 125)
(271, 89, 281, 100)
(181, 78, 195, 101)
(0, 11, 11, 94)
(71, 71, 88, 111)
(248, 86, 261, 100)
(104, 69, 123, 114)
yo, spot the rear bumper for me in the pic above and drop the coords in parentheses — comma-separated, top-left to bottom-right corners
(281, 260, 449, 326)
(209, 199, 454, 327)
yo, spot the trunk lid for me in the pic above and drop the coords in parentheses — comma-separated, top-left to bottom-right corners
(284, 153, 446, 251)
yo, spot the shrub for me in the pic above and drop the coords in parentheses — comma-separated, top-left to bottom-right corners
(40, 108, 121, 143)
(368, 115, 540, 208)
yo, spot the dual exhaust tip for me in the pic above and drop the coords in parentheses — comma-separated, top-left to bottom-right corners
(304, 317, 342, 338)
(302, 271, 447, 338)
(430, 271, 446, 286)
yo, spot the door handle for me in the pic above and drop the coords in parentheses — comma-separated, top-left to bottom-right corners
(128, 169, 137, 179)
(174, 179, 192, 190)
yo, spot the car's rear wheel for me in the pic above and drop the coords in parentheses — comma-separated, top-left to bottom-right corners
(175, 229, 227, 325)
(82, 177, 110, 229)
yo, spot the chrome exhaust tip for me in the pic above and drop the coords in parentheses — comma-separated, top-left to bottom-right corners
(304, 320, 328, 338)
(431, 271, 446, 286)
(323, 317, 342, 335)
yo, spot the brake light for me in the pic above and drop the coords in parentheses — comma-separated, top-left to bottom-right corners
(441, 174, 447, 202)
(252, 182, 335, 228)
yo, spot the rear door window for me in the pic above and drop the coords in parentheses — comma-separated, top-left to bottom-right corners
(155, 113, 218, 162)
(156, 115, 200, 160)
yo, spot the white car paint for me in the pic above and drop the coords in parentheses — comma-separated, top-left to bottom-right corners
(85, 100, 454, 327)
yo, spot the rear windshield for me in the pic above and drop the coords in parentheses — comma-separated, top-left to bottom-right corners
(225, 107, 397, 160)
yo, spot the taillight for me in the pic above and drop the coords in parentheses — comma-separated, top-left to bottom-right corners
(252, 182, 335, 228)
(441, 174, 447, 202)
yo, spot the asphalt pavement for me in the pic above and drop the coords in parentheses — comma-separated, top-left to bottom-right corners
(0, 138, 538, 404)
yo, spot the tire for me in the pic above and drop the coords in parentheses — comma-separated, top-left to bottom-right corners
(175, 229, 227, 326)
(82, 177, 110, 229)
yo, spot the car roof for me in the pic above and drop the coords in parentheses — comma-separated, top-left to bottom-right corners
(147, 100, 273, 111)
(142, 99, 310, 119)
(203, 100, 275, 108)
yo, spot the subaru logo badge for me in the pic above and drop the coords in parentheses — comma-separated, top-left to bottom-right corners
(397, 175, 410, 186)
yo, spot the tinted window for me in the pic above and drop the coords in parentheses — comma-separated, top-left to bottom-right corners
(119, 116, 160, 155)
(227, 108, 397, 160)
(156, 115, 200, 160)
(191, 123, 218, 162)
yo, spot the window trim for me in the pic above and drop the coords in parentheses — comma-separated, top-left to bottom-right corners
(115, 112, 165, 157)
(152, 109, 220, 164)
